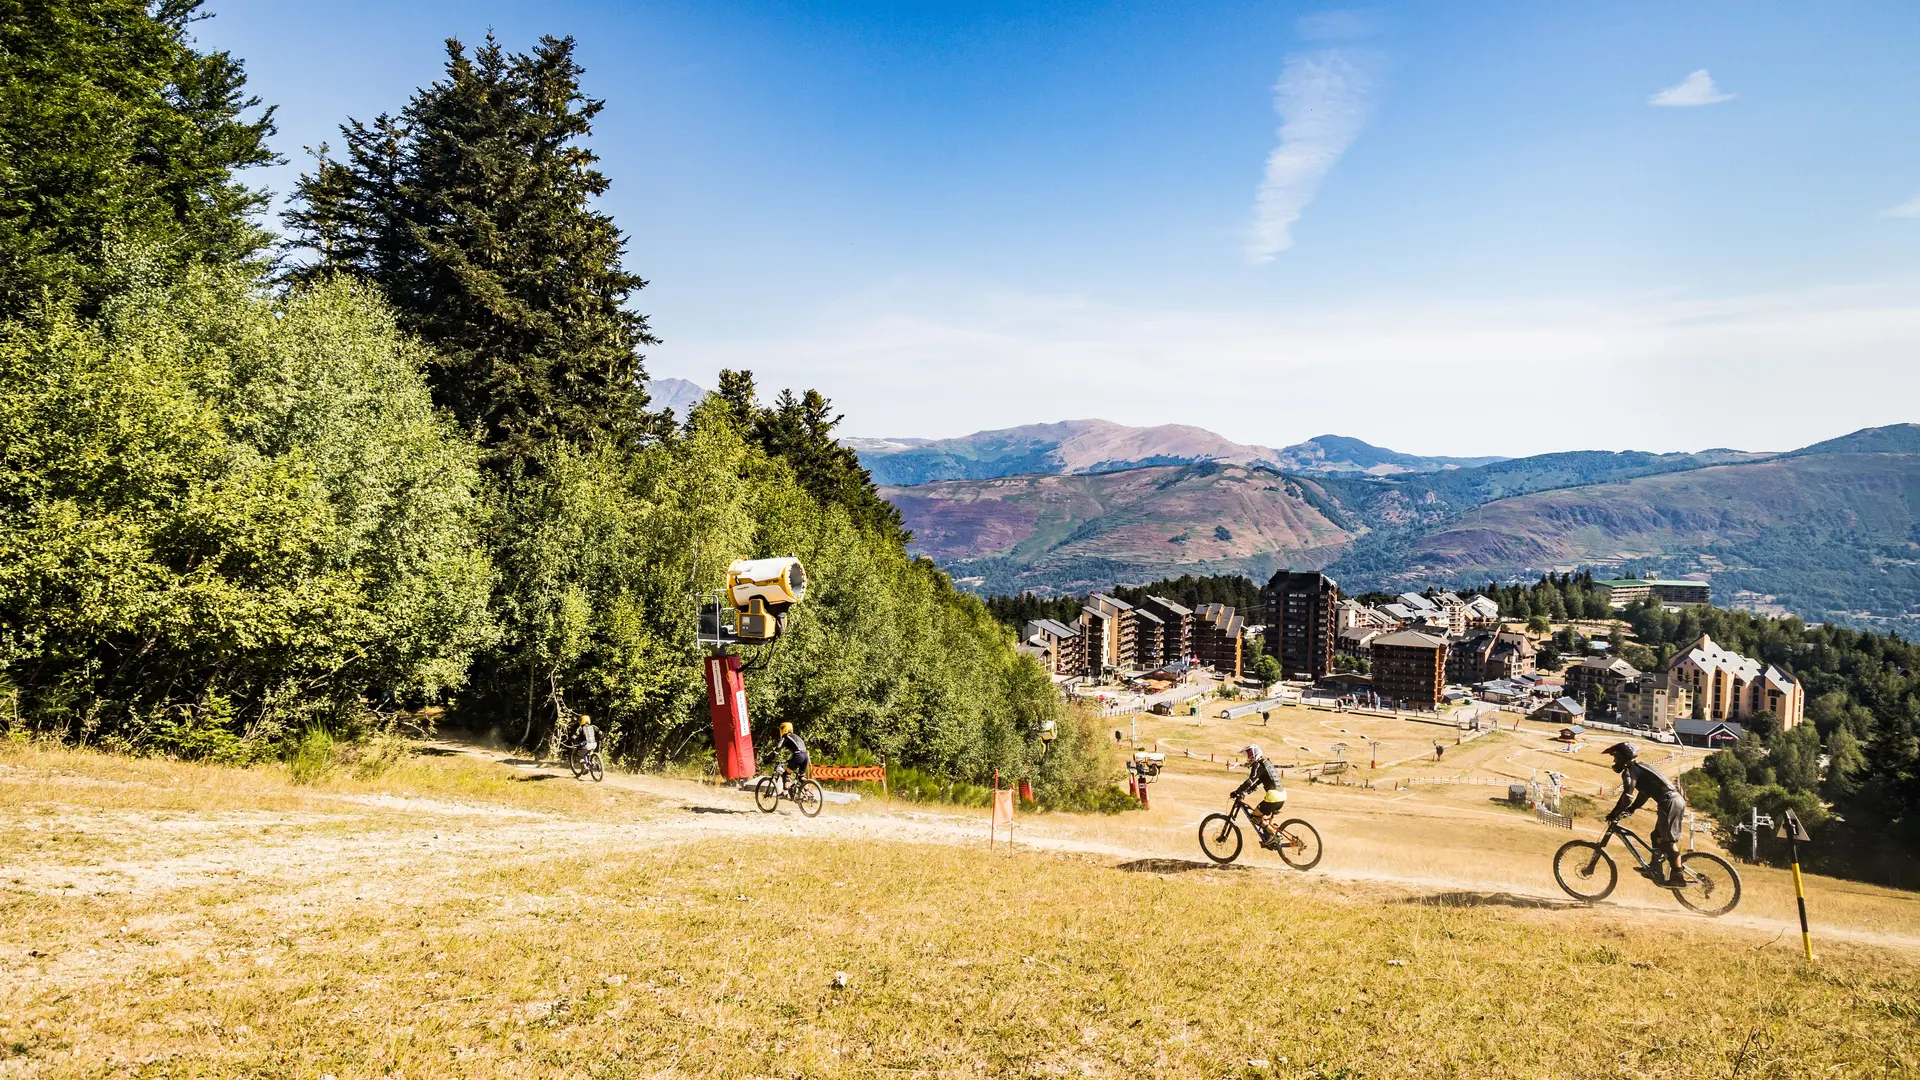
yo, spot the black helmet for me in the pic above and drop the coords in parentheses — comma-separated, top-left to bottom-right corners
(1604, 741, 1637, 762)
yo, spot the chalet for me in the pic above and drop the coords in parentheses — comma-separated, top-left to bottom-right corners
(1531, 696, 1587, 723)
(1673, 718, 1747, 749)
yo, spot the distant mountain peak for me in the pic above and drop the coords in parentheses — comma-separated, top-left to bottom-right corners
(646, 378, 709, 420)
(849, 419, 1506, 487)
(1785, 423, 1920, 458)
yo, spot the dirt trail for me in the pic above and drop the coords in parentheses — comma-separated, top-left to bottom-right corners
(443, 742, 1920, 956)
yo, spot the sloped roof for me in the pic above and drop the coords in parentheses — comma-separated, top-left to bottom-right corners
(1674, 718, 1746, 739)
(1145, 594, 1192, 616)
(1373, 630, 1449, 649)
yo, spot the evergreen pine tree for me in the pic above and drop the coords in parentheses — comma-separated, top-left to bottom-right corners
(286, 34, 662, 469)
(0, 0, 277, 316)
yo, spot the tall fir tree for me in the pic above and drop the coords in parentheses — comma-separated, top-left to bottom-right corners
(711, 369, 908, 545)
(285, 34, 661, 468)
(0, 0, 276, 317)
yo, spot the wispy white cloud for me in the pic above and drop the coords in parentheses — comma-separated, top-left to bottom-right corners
(1883, 195, 1920, 218)
(1648, 69, 1734, 107)
(1246, 49, 1381, 262)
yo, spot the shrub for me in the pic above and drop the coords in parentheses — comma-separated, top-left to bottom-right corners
(286, 728, 337, 785)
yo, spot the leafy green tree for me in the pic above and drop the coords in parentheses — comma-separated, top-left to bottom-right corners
(0, 0, 276, 317)
(1253, 654, 1283, 685)
(285, 34, 661, 471)
(1823, 725, 1867, 801)
(0, 266, 496, 757)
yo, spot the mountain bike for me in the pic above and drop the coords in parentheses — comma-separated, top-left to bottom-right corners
(754, 763, 823, 817)
(1553, 820, 1740, 916)
(1198, 798, 1322, 870)
(567, 741, 605, 782)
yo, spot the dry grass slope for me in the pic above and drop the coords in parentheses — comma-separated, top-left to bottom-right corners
(2, 742, 1917, 1079)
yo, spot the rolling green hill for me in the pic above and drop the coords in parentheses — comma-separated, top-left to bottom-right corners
(1326, 451, 1920, 631)
(880, 462, 1363, 594)
(881, 425, 1920, 631)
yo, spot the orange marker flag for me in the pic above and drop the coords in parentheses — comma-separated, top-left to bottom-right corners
(991, 786, 1014, 849)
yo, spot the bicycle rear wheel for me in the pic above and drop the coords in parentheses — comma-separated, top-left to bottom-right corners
(588, 753, 605, 782)
(1198, 813, 1243, 864)
(795, 779, 824, 818)
(1272, 819, 1323, 871)
(1672, 852, 1741, 917)
(754, 777, 780, 813)
(1553, 840, 1618, 902)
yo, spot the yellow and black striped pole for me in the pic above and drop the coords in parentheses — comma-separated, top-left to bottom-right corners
(1785, 809, 1814, 962)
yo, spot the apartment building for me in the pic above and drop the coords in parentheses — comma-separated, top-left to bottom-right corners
(1263, 570, 1340, 680)
(1464, 594, 1503, 628)
(1665, 634, 1804, 728)
(1596, 578, 1713, 608)
(1139, 596, 1195, 663)
(1371, 630, 1450, 711)
(1563, 656, 1642, 708)
(1021, 619, 1087, 679)
(1083, 593, 1139, 672)
(1446, 630, 1536, 684)
(1618, 672, 1694, 732)
(1191, 603, 1247, 678)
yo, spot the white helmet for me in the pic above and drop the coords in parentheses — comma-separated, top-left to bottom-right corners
(1242, 744, 1263, 762)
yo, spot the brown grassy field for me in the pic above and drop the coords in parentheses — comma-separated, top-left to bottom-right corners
(3, 738, 1919, 1079)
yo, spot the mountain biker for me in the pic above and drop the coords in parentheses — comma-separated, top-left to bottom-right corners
(1231, 744, 1288, 849)
(572, 714, 599, 759)
(777, 722, 808, 784)
(1604, 741, 1687, 886)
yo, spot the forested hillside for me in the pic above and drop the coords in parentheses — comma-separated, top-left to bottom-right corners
(0, 5, 1112, 805)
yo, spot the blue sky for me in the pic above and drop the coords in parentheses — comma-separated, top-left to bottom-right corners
(201, 2, 1920, 456)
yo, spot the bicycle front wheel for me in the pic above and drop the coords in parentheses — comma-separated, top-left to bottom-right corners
(754, 777, 780, 813)
(795, 779, 824, 818)
(568, 751, 585, 779)
(1553, 840, 1618, 903)
(1273, 819, 1323, 871)
(1673, 852, 1741, 917)
(588, 754, 605, 782)
(1198, 813, 1243, 864)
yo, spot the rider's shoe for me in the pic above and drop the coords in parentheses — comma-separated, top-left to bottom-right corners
(1260, 833, 1283, 851)
(1665, 867, 1689, 888)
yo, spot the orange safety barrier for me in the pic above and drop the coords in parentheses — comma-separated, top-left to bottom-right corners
(809, 763, 889, 804)
(810, 765, 886, 783)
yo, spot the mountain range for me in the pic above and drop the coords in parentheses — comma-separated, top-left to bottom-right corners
(877, 422, 1920, 635)
(646, 380, 1919, 632)
(848, 420, 1503, 485)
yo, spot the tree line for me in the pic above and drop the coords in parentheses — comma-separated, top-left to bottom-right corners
(0, 3, 1115, 805)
